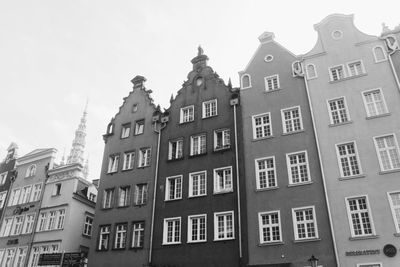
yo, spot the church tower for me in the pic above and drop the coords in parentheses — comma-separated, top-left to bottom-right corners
(67, 102, 88, 166)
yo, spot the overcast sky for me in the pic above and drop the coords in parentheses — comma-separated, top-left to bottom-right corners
(1, 0, 399, 181)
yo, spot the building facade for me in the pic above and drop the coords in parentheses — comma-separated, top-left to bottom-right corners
(239, 32, 337, 266)
(303, 14, 400, 266)
(151, 49, 245, 267)
(88, 76, 160, 267)
(0, 143, 18, 221)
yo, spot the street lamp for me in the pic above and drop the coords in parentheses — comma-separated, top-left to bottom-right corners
(308, 255, 318, 267)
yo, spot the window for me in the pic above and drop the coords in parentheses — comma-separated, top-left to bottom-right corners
(29, 243, 59, 267)
(180, 105, 194, 123)
(241, 74, 251, 89)
(214, 211, 234, 241)
(20, 185, 32, 204)
(190, 134, 206, 156)
(9, 188, 21, 206)
(132, 222, 145, 248)
(292, 206, 318, 240)
(168, 139, 183, 160)
(374, 134, 400, 171)
(373, 46, 387, 62)
(89, 193, 96, 202)
(14, 247, 27, 267)
(346, 196, 375, 237)
(281, 106, 303, 133)
(22, 214, 35, 234)
(255, 156, 277, 189)
(98, 225, 111, 250)
(0, 217, 13, 237)
(103, 188, 114, 209)
(114, 224, 127, 249)
(118, 186, 130, 207)
(336, 142, 362, 177)
(327, 97, 350, 124)
(37, 213, 47, 232)
(214, 129, 230, 150)
(306, 64, 317, 79)
(11, 216, 24, 236)
(132, 103, 138, 113)
(52, 183, 61, 196)
(0, 191, 7, 208)
(47, 211, 56, 230)
(0, 172, 7, 185)
(134, 184, 148, 205)
(3, 248, 15, 267)
(134, 120, 145, 135)
(362, 89, 388, 117)
(214, 167, 233, 194)
(189, 171, 206, 197)
(329, 65, 345, 81)
(26, 164, 36, 177)
(121, 123, 131, 138)
(287, 151, 310, 185)
(30, 183, 42, 202)
(388, 191, 400, 233)
(165, 175, 182, 201)
(202, 99, 217, 118)
(57, 210, 66, 229)
(258, 211, 282, 243)
(265, 74, 280, 91)
(252, 113, 272, 139)
(122, 151, 135, 170)
(347, 60, 365, 76)
(188, 214, 207, 243)
(36, 209, 65, 232)
(138, 148, 151, 167)
(83, 215, 93, 236)
(107, 155, 119, 173)
(163, 217, 181, 244)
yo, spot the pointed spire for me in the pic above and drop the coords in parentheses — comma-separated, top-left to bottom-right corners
(67, 102, 88, 165)
(60, 147, 66, 166)
(228, 78, 232, 89)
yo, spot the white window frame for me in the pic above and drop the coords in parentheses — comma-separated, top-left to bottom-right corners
(252, 112, 272, 139)
(189, 171, 207, 197)
(329, 64, 345, 81)
(255, 156, 277, 190)
(122, 151, 135, 170)
(103, 188, 114, 209)
(0, 217, 13, 237)
(120, 123, 131, 138)
(168, 139, 183, 160)
(11, 215, 24, 236)
(9, 188, 21, 206)
(213, 166, 233, 194)
(134, 120, 145, 135)
(264, 74, 280, 91)
(132, 222, 145, 248)
(134, 184, 148, 205)
(29, 183, 42, 203)
(118, 186, 130, 207)
(258, 210, 282, 244)
(56, 209, 65, 229)
(214, 129, 230, 151)
(21, 213, 35, 234)
(202, 99, 217, 118)
(165, 175, 182, 201)
(373, 45, 387, 63)
(3, 248, 15, 267)
(114, 224, 127, 249)
(138, 148, 151, 167)
(19, 185, 32, 204)
(0, 191, 7, 209)
(98, 225, 111, 250)
(387, 190, 400, 234)
(286, 150, 311, 185)
(357, 263, 382, 267)
(187, 214, 207, 243)
(190, 134, 206, 156)
(345, 195, 376, 237)
(241, 74, 252, 89)
(25, 164, 36, 177)
(335, 141, 363, 178)
(281, 106, 303, 134)
(37, 212, 47, 232)
(180, 105, 194, 123)
(0, 172, 7, 185)
(292, 206, 319, 240)
(327, 97, 350, 125)
(306, 63, 318, 79)
(214, 211, 235, 241)
(83, 215, 93, 236)
(107, 155, 119, 173)
(163, 217, 181, 245)
(373, 133, 400, 171)
(347, 59, 366, 77)
(13, 246, 28, 267)
(361, 88, 389, 117)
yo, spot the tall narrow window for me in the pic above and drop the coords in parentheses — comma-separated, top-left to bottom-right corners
(214, 129, 230, 150)
(188, 214, 207, 243)
(37, 213, 47, 232)
(165, 176, 182, 201)
(22, 214, 35, 234)
(0, 191, 7, 208)
(336, 142, 362, 177)
(134, 120, 145, 135)
(0, 217, 13, 237)
(120, 123, 131, 138)
(346, 196, 374, 237)
(347, 60, 365, 76)
(3, 248, 15, 267)
(98, 225, 111, 250)
(114, 224, 127, 249)
(252, 113, 272, 139)
(47, 211, 56, 230)
(214, 211, 234, 241)
(57, 210, 65, 229)
(26, 164, 36, 177)
(180, 105, 194, 123)
(241, 74, 251, 89)
(132, 222, 145, 248)
(306, 64, 317, 79)
(9, 188, 21, 206)
(214, 167, 233, 194)
(122, 151, 135, 170)
(138, 148, 151, 167)
(328, 97, 350, 124)
(163, 217, 181, 244)
(202, 99, 217, 118)
(14, 247, 27, 267)
(373, 46, 387, 62)
(52, 183, 61, 196)
(103, 188, 114, 209)
(362, 89, 388, 117)
(329, 65, 345, 81)
(264, 75, 280, 91)
(190, 134, 206, 156)
(374, 134, 400, 171)
(0, 172, 7, 185)
(20, 185, 31, 204)
(83, 215, 93, 236)
(189, 171, 207, 197)
(11, 216, 24, 236)
(287, 151, 310, 185)
(281, 106, 303, 133)
(259, 211, 282, 244)
(134, 184, 148, 205)
(107, 155, 119, 173)
(30, 183, 42, 202)
(292, 206, 318, 240)
(255, 157, 277, 189)
(168, 139, 183, 160)
(388, 191, 400, 234)
(118, 186, 130, 207)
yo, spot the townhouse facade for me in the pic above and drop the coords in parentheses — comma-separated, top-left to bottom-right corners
(0, 143, 18, 221)
(238, 32, 337, 266)
(302, 14, 400, 267)
(88, 76, 160, 267)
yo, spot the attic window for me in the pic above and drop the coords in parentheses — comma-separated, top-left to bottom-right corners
(132, 103, 138, 113)
(264, 55, 274, 62)
(332, 30, 343, 40)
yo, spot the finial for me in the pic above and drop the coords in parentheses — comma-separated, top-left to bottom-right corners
(198, 45, 204, 56)
(170, 94, 174, 103)
(60, 147, 66, 165)
(228, 78, 232, 88)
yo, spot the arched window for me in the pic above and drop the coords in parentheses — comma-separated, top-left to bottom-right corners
(292, 61, 303, 77)
(306, 64, 318, 79)
(106, 122, 114, 135)
(26, 164, 36, 177)
(241, 74, 251, 89)
(373, 46, 387, 63)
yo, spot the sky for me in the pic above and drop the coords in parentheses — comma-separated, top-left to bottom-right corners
(1, 0, 399, 181)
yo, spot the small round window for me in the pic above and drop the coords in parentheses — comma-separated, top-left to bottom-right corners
(264, 55, 274, 62)
(332, 30, 343, 40)
(195, 77, 203, 86)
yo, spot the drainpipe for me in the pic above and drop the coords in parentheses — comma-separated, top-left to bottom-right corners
(387, 51, 400, 92)
(301, 62, 340, 267)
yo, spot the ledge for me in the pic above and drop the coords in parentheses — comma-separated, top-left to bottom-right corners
(287, 181, 313, 188)
(282, 129, 305, 136)
(349, 235, 379, 241)
(162, 242, 182, 246)
(213, 146, 231, 153)
(394, 233, 400, 237)
(189, 152, 207, 158)
(379, 168, 400, 175)
(263, 88, 282, 94)
(328, 120, 353, 128)
(167, 157, 184, 163)
(366, 113, 391, 120)
(252, 136, 274, 142)
(213, 190, 234, 195)
(164, 198, 182, 202)
(121, 168, 134, 172)
(258, 241, 284, 246)
(329, 73, 367, 84)
(293, 237, 321, 243)
(255, 186, 279, 192)
(338, 174, 366, 181)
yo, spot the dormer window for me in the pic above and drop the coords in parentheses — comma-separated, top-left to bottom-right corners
(26, 165, 36, 178)
(241, 74, 251, 89)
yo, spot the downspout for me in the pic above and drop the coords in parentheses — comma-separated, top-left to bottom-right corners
(387, 51, 400, 92)
(301, 63, 340, 267)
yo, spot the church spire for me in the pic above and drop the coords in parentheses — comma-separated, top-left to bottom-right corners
(67, 101, 88, 166)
